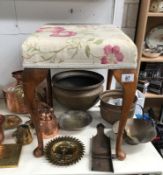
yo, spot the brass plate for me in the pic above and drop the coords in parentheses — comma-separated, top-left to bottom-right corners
(3, 115, 22, 129)
(0, 144, 22, 168)
(45, 136, 84, 166)
(59, 110, 92, 131)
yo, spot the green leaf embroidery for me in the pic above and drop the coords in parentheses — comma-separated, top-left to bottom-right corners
(94, 39, 103, 45)
(85, 45, 90, 58)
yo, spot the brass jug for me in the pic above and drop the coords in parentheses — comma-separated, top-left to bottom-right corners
(15, 124, 33, 145)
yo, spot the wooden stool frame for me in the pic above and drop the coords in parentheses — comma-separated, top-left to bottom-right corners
(23, 67, 137, 160)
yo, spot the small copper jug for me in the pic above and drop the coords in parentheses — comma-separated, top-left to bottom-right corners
(3, 70, 28, 114)
(15, 124, 33, 145)
(38, 102, 59, 139)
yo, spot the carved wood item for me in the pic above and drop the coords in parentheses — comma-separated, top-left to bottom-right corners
(23, 68, 137, 160)
(91, 123, 113, 172)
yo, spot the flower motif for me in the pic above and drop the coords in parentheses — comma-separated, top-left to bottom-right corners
(50, 31, 77, 37)
(36, 26, 65, 33)
(101, 56, 109, 64)
(101, 45, 124, 64)
(36, 26, 77, 37)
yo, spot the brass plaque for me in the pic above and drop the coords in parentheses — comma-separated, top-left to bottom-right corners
(0, 144, 22, 168)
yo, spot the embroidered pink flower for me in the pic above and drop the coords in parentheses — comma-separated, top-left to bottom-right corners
(36, 26, 65, 33)
(101, 45, 124, 64)
(52, 27, 65, 33)
(50, 31, 77, 37)
(101, 56, 109, 64)
(104, 45, 112, 55)
(36, 26, 77, 37)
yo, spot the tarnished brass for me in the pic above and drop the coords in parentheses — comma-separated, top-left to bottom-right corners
(52, 70, 104, 110)
(0, 144, 22, 168)
(3, 115, 22, 130)
(59, 110, 92, 131)
(124, 118, 157, 145)
(45, 136, 85, 166)
(14, 124, 33, 145)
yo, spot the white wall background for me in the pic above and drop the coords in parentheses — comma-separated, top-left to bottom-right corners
(0, 0, 139, 96)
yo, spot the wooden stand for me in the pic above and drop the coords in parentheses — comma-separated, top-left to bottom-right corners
(23, 68, 137, 160)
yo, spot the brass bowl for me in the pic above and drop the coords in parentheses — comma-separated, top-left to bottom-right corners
(52, 70, 104, 110)
(99, 90, 137, 124)
(59, 110, 92, 131)
(124, 118, 157, 145)
(113, 118, 157, 145)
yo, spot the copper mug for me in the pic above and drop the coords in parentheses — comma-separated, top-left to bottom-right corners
(15, 124, 33, 145)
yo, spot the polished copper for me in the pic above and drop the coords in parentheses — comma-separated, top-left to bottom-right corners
(3, 70, 28, 114)
(38, 102, 59, 139)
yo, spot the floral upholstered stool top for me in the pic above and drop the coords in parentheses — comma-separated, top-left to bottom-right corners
(22, 24, 137, 69)
(22, 24, 138, 160)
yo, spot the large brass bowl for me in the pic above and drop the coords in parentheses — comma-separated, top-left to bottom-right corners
(52, 70, 104, 110)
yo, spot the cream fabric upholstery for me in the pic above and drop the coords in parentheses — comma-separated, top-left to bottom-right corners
(22, 24, 137, 69)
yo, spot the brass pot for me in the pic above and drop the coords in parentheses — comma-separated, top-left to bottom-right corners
(52, 70, 104, 110)
(100, 90, 137, 124)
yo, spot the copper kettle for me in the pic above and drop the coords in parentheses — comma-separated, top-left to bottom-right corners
(3, 70, 28, 114)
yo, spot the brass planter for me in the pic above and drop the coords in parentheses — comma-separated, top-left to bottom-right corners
(100, 90, 137, 124)
(52, 70, 104, 110)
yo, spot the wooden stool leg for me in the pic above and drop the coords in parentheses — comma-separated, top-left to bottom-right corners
(46, 69, 53, 107)
(23, 68, 49, 157)
(112, 69, 137, 160)
(107, 70, 113, 90)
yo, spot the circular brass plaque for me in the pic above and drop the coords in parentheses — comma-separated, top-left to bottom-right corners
(44, 136, 84, 166)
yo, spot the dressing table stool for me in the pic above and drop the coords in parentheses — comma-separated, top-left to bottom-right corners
(22, 24, 138, 160)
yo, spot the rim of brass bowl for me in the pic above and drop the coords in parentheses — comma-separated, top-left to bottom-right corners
(100, 90, 137, 109)
(52, 70, 104, 91)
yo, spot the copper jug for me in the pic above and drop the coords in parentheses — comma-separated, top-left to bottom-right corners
(3, 70, 28, 114)
(39, 102, 59, 139)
